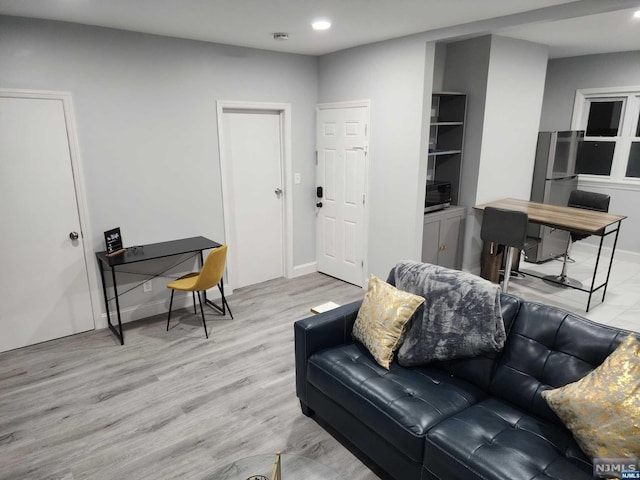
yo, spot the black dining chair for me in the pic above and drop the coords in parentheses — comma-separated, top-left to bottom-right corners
(480, 206, 530, 293)
(544, 190, 610, 289)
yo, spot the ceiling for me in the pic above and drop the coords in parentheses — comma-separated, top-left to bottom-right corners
(499, 6, 640, 58)
(0, 0, 639, 57)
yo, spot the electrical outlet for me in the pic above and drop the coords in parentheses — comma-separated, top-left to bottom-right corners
(294, 173, 301, 184)
(143, 280, 152, 292)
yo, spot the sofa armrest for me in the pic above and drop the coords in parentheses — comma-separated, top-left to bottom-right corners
(294, 300, 362, 405)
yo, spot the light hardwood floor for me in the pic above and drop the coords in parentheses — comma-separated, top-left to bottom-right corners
(5, 258, 637, 480)
(0, 273, 378, 480)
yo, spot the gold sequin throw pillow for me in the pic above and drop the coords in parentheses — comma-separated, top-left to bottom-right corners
(542, 333, 640, 459)
(352, 275, 425, 369)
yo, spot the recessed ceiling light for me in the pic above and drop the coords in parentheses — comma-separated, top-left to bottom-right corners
(634, 9, 640, 18)
(312, 19, 332, 31)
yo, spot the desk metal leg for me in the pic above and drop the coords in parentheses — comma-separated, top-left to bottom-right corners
(110, 266, 124, 345)
(98, 260, 124, 345)
(586, 236, 605, 312)
(218, 278, 233, 318)
(203, 277, 234, 319)
(601, 222, 621, 304)
(200, 249, 234, 319)
(586, 222, 621, 312)
(199, 250, 205, 304)
(98, 260, 112, 336)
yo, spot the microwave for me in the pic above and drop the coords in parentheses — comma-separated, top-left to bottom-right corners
(424, 181, 451, 213)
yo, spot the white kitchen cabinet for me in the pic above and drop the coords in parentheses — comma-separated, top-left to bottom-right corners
(421, 206, 466, 269)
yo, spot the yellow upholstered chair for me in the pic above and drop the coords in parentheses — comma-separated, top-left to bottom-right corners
(166, 244, 232, 338)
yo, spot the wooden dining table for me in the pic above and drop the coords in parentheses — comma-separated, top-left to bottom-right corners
(474, 198, 627, 311)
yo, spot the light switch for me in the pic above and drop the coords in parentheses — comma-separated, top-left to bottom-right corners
(294, 173, 301, 184)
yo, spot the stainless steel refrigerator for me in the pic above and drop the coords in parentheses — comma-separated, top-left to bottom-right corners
(525, 130, 583, 263)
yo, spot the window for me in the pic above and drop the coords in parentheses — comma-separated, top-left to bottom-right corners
(573, 87, 640, 183)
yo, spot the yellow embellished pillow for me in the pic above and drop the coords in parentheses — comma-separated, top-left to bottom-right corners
(352, 275, 425, 369)
(541, 333, 640, 459)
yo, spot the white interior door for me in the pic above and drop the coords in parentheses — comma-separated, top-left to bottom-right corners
(0, 95, 94, 352)
(316, 105, 368, 286)
(222, 109, 284, 289)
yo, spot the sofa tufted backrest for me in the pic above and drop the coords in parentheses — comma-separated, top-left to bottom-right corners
(489, 301, 630, 425)
(433, 293, 521, 391)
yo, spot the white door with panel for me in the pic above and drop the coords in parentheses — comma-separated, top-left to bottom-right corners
(222, 109, 284, 289)
(316, 106, 368, 286)
(0, 94, 94, 353)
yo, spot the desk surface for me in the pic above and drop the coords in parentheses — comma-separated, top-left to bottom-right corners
(474, 198, 626, 234)
(96, 236, 221, 266)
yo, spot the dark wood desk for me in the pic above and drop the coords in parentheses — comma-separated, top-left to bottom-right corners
(96, 236, 223, 345)
(474, 198, 627, 311)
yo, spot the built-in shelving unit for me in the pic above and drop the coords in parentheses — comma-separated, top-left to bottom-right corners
(422, 92, 467, 270)
(428, 92, 466, 205)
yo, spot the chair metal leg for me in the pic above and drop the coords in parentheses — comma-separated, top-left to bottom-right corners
(499, 249, 526, 280)
(544, 237, 583, 288)
(559, 239, 571, 280)
(502, 246, 514, 293)
(192, 291, 196, 314)
(197, 291, 208, 339)
(166, 290, 175, 331)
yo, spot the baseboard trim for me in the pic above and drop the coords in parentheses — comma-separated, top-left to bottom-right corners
(577, 241, 640, 261)
(291, 261, 318, 278)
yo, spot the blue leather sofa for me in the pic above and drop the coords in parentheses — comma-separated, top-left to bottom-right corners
(295, 292, 632, 480)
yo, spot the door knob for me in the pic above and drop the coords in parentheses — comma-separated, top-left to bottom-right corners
(69, 231, 79, 240)
(274, 188, 283, 197)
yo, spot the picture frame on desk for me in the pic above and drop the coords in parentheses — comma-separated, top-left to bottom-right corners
(104, 227, 125, 256)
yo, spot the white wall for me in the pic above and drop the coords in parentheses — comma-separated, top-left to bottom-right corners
(540, 51, 640, 131)
(476, 36, 548, 205)
(318, 36, 435, 279)
(0, 16, 318, 327)
(539, 51, 640, 253)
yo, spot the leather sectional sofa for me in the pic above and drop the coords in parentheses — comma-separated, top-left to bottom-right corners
(295, 291, 632, 480)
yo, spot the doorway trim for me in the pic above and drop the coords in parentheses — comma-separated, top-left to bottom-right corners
(216, 100, 294, 288)
(0, 88, 100, 327)
(316, 99, 371, 286)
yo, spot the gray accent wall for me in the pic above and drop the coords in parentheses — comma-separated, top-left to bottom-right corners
(539, 51, 640, 253)
(441, 36, 491, 272)
(442, 36, 492, 209)
(318, 36, 435, 279)
(0, 16, 318, 326)
(540, 51, 640, 131)
(432, 43, 447, 93)
(442, 35, 548, 271)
